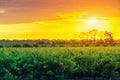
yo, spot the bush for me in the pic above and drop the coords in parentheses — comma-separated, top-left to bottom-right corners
(23, 44, 33, 47)
(13, 44, 22, 47)
(33, 44, 39, 47)
(0, 45, 3, 48)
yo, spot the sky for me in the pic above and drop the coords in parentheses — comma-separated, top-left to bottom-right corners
(0, 0, 120, 40)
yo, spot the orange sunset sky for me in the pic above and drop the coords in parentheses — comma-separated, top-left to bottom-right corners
(0, 0, 120, 40)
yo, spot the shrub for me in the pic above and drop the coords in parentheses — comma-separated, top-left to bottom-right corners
(23, 44, 32, 47)
(13, 44, 22, 47)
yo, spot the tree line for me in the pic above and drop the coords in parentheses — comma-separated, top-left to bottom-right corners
(73, 29, 114, 45)
(0, 29, 119, 47)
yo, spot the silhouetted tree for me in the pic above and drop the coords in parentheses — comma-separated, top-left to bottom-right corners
(104, 31, 114, 44)
(89, 29, 98, 44)
(79, 32, 86, 44)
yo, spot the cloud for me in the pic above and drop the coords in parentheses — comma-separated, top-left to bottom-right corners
(0, 0, 61, 8)
(0, 0, 119, 24)
(0, 9, 5, 13)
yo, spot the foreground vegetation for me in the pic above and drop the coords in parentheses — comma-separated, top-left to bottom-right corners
(0, 47, 120, 80)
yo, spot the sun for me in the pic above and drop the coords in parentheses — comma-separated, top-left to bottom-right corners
(83, 17, 110, 30)
(85, 17, 101, 25)
(86, 19, 99, 25)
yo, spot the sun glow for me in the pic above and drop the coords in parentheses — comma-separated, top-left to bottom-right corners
(82, 17, 111, 31)
(85, 17, 101, 25)
(86, 19, 99, 25)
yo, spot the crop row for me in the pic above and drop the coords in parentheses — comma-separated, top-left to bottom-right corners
(0, 47, 119, 80)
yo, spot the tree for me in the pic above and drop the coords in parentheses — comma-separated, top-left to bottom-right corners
(89, 29, 98, 44)
(79, 32, 86, 44)
(104, 31, 114, 44)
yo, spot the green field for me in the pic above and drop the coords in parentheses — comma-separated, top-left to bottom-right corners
(0, 47, 120, 80)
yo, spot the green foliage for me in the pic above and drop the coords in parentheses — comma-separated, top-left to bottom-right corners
(0, 47, 119, 79)
(13, 44, 22, 47)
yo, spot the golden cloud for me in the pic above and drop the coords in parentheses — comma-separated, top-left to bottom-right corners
(0, 9, 5, 13)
